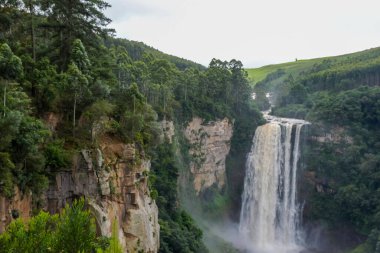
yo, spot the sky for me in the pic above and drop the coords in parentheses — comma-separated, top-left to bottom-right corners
(105, 0, 380, 68)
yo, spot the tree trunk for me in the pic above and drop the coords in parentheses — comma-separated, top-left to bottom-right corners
(184, 84, 187, 101)
(118, 65, 121, 87)
(3, 83, 6, 117)
(73, 93, 77, 136)
(28, 0, 36, 61)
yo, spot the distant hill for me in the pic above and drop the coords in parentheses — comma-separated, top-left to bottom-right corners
(246, 47, 380, 89)
(107, 38, 205, 70)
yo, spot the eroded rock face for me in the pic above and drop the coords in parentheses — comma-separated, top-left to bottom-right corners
(159, 119, 175, 143)
(1, 137, 159, 253)
(0, 188, 32, 233)
(310, 124, 353, 144)
(184, 117, 233, 194)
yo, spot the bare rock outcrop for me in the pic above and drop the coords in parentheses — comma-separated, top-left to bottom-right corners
(1, 136, 159, 253)
(0, 188, 32, 233)
(184, 117, 233, 194)
(159, 119, 175, 143)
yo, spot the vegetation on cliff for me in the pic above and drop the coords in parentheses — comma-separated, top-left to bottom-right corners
(0, 198, 123, 253)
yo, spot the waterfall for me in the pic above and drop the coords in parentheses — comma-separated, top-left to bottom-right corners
(239, 114, 308, 253)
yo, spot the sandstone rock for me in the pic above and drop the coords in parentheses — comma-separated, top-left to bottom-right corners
(1, 137, 159, 253)
(159, 119, 175, 143)
(184, 117, 233, 194)
(311, 125, 353, 144)
(0, 188, 32, 233)
(47, 144, 159, 253)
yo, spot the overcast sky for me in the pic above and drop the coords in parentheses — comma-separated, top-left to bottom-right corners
(105, 0, 380, 68)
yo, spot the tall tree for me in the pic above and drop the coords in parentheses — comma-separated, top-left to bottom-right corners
(39, 0, 114, 70)
(23, 0, 37, 61)
(71, 38, 91, 74)
(0, 0, 22, 38)
(65, 62, 88, 136)
(0, 43, 23, 117)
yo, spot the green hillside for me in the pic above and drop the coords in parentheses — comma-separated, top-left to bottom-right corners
(246, 59, 318, 84)
(108, 38, 205, 70)
(246, 47, 380, 87)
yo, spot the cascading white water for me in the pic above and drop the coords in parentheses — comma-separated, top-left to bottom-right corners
(239, 113, 308, 253)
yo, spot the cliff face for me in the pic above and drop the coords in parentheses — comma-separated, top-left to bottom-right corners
(159, 119, 175, 144)
(0, 136, 159, 253)
(0, 188, 32, 233)
(184, 117, 233, 194)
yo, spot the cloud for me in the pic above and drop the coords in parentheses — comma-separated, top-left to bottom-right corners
(106, 0, 380, 67)
(105, 0, 168, 22)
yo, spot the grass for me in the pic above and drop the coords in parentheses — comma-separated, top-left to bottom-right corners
(245, 46, 380, 87)
(246, 59, 318, 84)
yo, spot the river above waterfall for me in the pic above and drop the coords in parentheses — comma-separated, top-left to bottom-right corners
(239, 113, 309, 253)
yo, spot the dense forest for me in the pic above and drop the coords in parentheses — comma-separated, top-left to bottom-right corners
(250, 49, 380, 253)
(0, 1, 262, 252)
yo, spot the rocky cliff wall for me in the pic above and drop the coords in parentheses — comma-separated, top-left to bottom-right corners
(0, 136, 159, 253)
(0, 188, 32, 233)
(184, 117, 233, 194)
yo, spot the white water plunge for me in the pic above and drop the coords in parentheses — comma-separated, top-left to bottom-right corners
(239, 114, 309, 253)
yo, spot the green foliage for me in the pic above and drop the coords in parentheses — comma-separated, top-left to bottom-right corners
(0, 211, 58, 253)
(108, 38, 204, 71)
(114, 83, 160, 148)
(299, 87, 380, 241)
(0, 110, 22, 150)
(39, 0, 114, 70)
(0, 43, 23, 80)
(54, 198, 97, 253)
(96, 220, 123, 253)
(44, 139, 71, 170)
(24, 57, 60, 113)
(0, 198, 115, 253)
(271, 104, 308, 119)
(150, 142, 179, 217)
(0, 152, 15, 198)
(174, 58, 258, 123)
(71, 39, 91, 74)
(350, 243, 373, 253)
(82, 100, 116, 141)
(151, 141, 208, 253)
(350, 229, 380, 253)
(0, 85, 51, 197)
(159, 211, 208, 253)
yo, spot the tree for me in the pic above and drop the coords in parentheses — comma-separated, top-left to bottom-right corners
(0, 198, 106, 253)
(27, 57, 60, 113)
(0, 1, 22, 42)
(39, 0, 114, 70)
(111, 46, 132, 88)
(54, 199, 97, 253)
(0, 152, 15, 198)
(22, 0, 38, 61)
(71, 38, 91, 74)
(0, 43, 23, 117)
(65, 62, 89, 135)
(82, 100, 115, 141)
